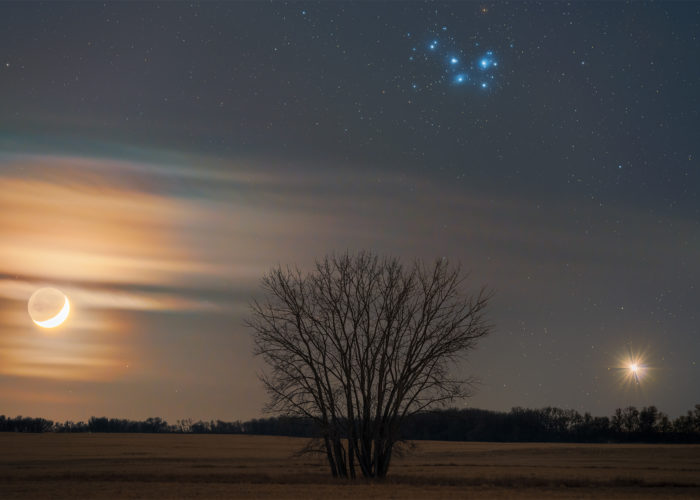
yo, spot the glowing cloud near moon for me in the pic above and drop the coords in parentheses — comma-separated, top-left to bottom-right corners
(28, 287, 71, 328)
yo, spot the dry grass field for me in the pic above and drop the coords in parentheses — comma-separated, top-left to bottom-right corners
(1, 434, 699, 499)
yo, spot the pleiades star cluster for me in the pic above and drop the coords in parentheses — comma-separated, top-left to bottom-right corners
(405, 26, 504, 92)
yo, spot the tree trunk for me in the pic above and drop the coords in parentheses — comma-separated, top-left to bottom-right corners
(378, 442, 393, 478)
(332, 438, 348, 478)
(347, 437, 356, 479)
(323, 434, 338, 477)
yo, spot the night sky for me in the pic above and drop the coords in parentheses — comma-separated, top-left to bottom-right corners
(0, 2, 698, 422)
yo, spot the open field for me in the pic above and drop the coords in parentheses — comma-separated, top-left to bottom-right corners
(1, 434, 699, 499)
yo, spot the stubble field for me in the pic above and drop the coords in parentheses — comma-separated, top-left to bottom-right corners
(1, 433, 699, 499)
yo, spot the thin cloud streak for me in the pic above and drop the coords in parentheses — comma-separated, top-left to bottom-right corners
(0, 280, 223, 313)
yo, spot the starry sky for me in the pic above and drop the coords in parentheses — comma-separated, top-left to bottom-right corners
(0, 2, 698, 422)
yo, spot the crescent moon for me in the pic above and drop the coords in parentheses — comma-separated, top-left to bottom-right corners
(33, 296, 70, 328)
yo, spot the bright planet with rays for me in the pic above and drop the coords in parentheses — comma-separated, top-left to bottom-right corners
(28, 287, 70, 328)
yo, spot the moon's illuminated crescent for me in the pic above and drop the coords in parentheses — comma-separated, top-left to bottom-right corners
(31, 294, 70, 328)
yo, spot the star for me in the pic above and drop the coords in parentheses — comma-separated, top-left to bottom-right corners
(479, 51, 497, 70)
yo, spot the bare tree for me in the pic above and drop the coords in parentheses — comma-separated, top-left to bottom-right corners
(246, 251, 492, 479)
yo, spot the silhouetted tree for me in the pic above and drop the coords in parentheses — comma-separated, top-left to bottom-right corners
(176, 419, 193, 433)
(247, 251, 492, 479)
(657, 413, 672, 435)
(673, 409, 696, 438)
(621, 406, 640, 434)
(611, 408, 624, 437)
(639, 406, 659, 439)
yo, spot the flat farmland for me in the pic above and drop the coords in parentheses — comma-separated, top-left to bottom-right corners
(1, 434, 699, 499)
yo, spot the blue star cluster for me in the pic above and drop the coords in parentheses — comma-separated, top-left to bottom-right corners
(405, 26, 501, 92)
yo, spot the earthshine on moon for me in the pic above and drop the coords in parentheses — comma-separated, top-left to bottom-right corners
(28, 287, 70, 328)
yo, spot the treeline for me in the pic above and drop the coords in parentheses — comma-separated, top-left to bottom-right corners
(1, 405, 699, 443)
(0, 414, 316, 436)
(400, 405, 700, 443)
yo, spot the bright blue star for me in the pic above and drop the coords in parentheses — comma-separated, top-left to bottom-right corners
(454, 73, 467, 84)
(480, 59, 496, 69)
(481, 82, 488, 89)
(479, 51, 497, 70)
(429, 40, 438, 50)
(450, 57, 459, 65)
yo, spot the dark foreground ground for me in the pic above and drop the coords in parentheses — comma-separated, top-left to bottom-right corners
(1, 434, 699, 498)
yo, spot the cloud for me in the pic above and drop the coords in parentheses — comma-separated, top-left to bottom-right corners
(0, 175, 218, 284)
(2, 151, 695, 307)
(0, 279, 222, 314)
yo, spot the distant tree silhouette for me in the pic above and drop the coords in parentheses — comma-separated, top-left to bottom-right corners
(621, 406, 640, 434)
(0, 415, 53, 432)
(639, 405, 659, 438)
(2, 404, 700, 443)
(247, 251, 492, 479)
